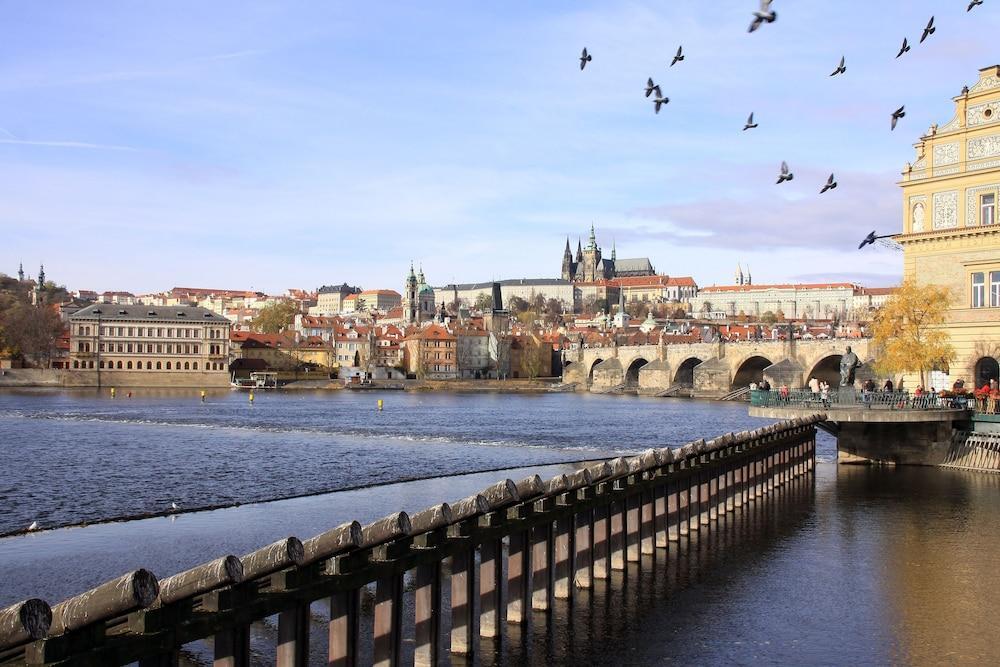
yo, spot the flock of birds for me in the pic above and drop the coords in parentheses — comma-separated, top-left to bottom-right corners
(576, 0, 990, 248)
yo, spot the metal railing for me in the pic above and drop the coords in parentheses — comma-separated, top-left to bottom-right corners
(749, 389, 963, 411)
(0, 417, 822, 667)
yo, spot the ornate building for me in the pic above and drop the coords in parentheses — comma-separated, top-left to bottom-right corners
(898, 65, 1000, 389)
(560, 225, 655, 282)
(402, 264, 436, 324)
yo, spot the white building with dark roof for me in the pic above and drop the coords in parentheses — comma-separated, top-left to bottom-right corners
(68, 304, 232, 384)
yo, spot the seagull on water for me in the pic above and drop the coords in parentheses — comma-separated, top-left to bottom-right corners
(776, 161, 793, 184)
(748, 0, 777, 33)
(830, 56, 846, 77)
(891, 105, 906, 131)
(920, 16, 935, 43)
(169, 502, 180, 512)
(896, 38, 910, 59)
(820, 173, 837, 194)
(579, 47, 592, 70)
(27, 521, 39, 531)
(671, 46, 684, 67)
(743, 112, 758, 131)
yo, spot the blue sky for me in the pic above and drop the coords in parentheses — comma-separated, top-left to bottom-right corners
(1, 1, 997, 294)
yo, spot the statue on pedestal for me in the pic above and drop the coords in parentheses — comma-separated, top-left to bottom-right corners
(840, 346, 860, 387)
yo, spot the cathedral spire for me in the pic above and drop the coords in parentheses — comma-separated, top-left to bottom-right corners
(17, 262, 24, 282)
(588, 223, 597, 249)
(563, 237, 572, 258)
(38, 264, 45, 287)
(576, 238, 583, 262)
(611, 239, 616, 261)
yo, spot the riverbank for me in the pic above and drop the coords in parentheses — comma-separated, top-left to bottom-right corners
(0, 370, 565, 394)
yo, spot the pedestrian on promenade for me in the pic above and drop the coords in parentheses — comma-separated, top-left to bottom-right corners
(883, 378, 894, 392)
(820, 381, 830, 407)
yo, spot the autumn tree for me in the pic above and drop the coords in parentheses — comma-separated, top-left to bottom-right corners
(474, 293, 493, 312)
(507, 296, 530, 314)
(872, 279, 955, 386)
(251, 301, 298, 333)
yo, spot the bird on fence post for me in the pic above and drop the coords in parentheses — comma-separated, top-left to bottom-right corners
(200, 390, 206, 403)
(249, 391, 255, 404)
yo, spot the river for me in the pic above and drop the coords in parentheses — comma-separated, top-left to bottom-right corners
(2, 389, 1000, 665)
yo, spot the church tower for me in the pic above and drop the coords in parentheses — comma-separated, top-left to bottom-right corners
(561, 238, 573, 280)
(403, 263, 418, 324)
(17, 262, 24, 282)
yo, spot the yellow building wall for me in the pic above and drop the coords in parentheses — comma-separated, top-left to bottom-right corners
(898, 66, 1000, 389)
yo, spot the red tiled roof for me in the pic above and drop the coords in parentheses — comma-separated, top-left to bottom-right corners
(361, 289, 402, 297)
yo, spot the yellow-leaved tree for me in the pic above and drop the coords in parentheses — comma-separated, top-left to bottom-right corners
(872, 279, 955, 386)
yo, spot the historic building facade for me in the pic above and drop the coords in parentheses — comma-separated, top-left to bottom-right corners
(561, 225, 654, 282)
(68, 304, 232, 385)
(898, 65, 1000, 388)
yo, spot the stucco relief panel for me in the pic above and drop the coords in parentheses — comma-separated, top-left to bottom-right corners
(933, 142, 959, 165)
(967, 134, 1000, 160)
(967, 102, 1000, 127)
(970, 73, 1000, 93)
(932, 191, 958, 230)
(910, 199, 926, 232)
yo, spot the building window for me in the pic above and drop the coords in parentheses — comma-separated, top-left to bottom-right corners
(127, 361, 132, 369)
(991, 271, 1000, 308)
(184, 362, 190, 370)
(116, 361, 123, 369)
(972, 272, 986, 308)
(983, 194, 996, 226)
(156, 361, 162, 369)
(147, 361, 152, 370)
(193, 362, 198, 370)
(166, 362, 172, 370)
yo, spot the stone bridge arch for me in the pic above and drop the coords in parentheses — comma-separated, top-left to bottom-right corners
(624, 357, 650, 386)
(731, 355, 775, 390)
(806, 354, 842, 388)
(588, 358, 604, 385)
(673, 356, 703, 385)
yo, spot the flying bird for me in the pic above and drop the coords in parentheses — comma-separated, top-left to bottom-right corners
(743, 112, 758, 131)
(858, 230, 895, 249)
(830, 56, 846, 77)
(968, 1, 983, 11)
(671, 46, 684, 67)
(653, 90, 670, 114)
(776, 161, 793, 184)
(820, 173, 837, 194)
(891, 105, 906, 131)
(896, 38, 910, 58)
(748, 0, 777, 33)
(27, 521, 39, 532)
(579, 47, 592, 70)
(920, 16, 935, 43)
(645, 77, 658, 98)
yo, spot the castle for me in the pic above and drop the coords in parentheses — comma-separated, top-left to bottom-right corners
(561, 225, 655, 282)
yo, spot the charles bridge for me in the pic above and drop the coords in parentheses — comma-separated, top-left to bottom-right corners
(561, 338, 875, 398)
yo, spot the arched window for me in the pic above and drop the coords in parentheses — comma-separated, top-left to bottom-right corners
(116, 361, 123, 369)
(192, 362, 198, 370)
(126, 361, 133, 369)
(73, 360, 79, 369)
(156, 361, 162, 370)
(184, 362, 190, 370)
(975, 357, 1000, 387)
(147, 361, 152, 370)
(89, 361, 95, 369)
(166, 362, 171, 370)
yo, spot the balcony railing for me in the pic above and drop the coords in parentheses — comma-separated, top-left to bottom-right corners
(749, 389, 963, 411)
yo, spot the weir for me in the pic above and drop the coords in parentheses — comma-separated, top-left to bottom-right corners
(0, 417, 821, 666)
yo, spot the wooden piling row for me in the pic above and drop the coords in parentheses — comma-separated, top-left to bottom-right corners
(3, 416, 824, 667)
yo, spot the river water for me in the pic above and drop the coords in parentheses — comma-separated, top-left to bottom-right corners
(2, 389, 1000, 665)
